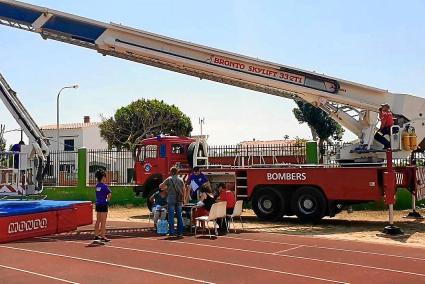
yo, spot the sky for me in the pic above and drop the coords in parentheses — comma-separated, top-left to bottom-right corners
(1, 0, 425, 146)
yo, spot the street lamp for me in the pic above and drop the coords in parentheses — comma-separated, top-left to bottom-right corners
(56, 85, 78, 152)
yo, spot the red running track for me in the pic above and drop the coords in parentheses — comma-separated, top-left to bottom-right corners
(1, 220, 425, 284)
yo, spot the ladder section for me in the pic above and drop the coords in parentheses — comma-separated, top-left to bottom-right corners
(0, 72, 48, 152)
(2, 1, 394, 113)
(235, 171, 248, 199)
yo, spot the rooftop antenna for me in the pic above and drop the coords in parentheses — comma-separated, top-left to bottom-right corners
(199, 117, 205, 135)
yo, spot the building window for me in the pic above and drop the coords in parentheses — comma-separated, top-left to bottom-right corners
(64, 139, 74, 151)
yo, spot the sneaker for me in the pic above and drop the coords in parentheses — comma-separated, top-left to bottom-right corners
(92, 236, 102, 244)
(100, 237, 111, 243)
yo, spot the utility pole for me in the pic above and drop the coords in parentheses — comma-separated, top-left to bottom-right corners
(56, 85, 79, 152)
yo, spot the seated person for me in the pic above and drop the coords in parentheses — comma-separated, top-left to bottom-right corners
(149, 189, 168, 228)
(186, 166, 208, 200)
(193, 185, 216, 220)
(216, 183, 236, 215)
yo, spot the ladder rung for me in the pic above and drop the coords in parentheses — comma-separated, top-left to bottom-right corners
(237, 195, 248, 198)
(236, 177, 247, 180)
(237, 186, 247, 188)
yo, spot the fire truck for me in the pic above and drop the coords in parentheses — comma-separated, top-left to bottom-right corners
(1, 0, 425, 221)
(133, 135, 424, 222)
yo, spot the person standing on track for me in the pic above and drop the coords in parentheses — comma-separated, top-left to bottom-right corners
(94, 169, 112, 243)
(160, 166, 185, 237)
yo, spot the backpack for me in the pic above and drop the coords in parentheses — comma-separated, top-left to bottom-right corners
(157, 219, 168, 235)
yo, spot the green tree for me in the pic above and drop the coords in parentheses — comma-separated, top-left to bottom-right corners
(99, 99, 192, 153)
(292, 101, 344, 151)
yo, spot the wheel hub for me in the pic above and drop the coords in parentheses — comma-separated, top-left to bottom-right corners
(298, 194, 316, 215)
(263, 199, 272, 210)
(303, 199, 314, 210)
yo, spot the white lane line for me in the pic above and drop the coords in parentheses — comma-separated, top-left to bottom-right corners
(90, 224, 425, 262)
(104, 233, 425, 278)
(0, 245, 213, 284)
(275, 245, 305, 254)
(59, 227, 425, 262)
(0, 264, 80, 284)
(221, 235, 425, 261)
(37, 237, 347, 284)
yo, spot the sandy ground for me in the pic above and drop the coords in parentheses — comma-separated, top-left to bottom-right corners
(104, 206, 425, 248)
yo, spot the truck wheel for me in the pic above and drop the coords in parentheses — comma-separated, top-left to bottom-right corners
(291, 187, 327, 223)
(147, 196, 154, 212)
(252, 188, 285, 220)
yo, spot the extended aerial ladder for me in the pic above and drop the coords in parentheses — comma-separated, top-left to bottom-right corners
(0, 0, 424, 162)
(0, 72, 49, 194)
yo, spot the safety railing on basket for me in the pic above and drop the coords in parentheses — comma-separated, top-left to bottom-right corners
(208, 143, 307, 166)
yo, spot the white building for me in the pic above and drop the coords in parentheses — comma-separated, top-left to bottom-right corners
(30, 116, 134, 186)
(29, 116, 109, 186)
(39, 116, 107, 151)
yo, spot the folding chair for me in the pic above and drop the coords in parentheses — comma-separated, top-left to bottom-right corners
(194, 203, 219, 238)
(216, 201, 227, 233)
(227, 200, 244, 233)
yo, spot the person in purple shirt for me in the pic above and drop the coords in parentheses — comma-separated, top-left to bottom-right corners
(186, 166, 209, 200)
(94, 170, 112, 243)
(11, 141, 24, 169)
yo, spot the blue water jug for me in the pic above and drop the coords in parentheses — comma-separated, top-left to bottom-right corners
(157, 219, 168, 235)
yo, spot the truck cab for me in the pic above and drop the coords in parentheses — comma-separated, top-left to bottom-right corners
(134, 136, 208, 203)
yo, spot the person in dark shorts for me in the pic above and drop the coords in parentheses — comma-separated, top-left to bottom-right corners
(94, 169, 112, 243)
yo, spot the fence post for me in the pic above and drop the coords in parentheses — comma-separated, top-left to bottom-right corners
(77, 148, 87, 189)
(306, 141, 318, 164)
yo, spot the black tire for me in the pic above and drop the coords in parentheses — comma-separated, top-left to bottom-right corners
(146, 194, 154, 212)
(146, 187, 163, 212)
(252, 187, 285, 220)
(291, 186, 327, 223)
(142, 175, 163, 212)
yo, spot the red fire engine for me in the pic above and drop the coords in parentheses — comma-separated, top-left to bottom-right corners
(134, 136, 425, 222)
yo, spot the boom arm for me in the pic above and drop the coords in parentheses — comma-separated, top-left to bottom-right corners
(0, 72, 49, 193)
(0, 72, 49, 154)
(1, 0, 425, 154)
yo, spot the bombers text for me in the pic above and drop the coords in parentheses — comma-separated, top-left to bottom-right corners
(267, 172, 307, 181)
